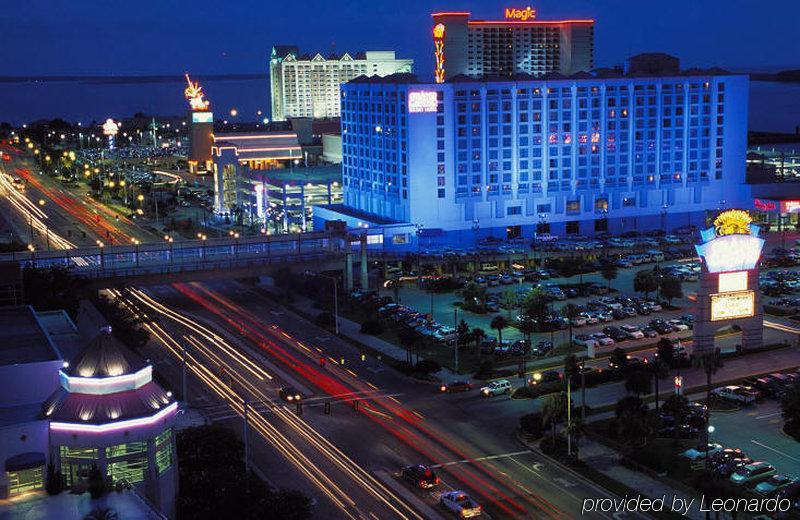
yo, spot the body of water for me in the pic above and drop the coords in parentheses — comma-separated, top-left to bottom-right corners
(0, 76, 271, 125)
(0, 76, 798, 133)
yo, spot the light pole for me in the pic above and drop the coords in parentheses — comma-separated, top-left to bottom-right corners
(537, 213, 548, 267)
(453, 307, 459, 374)
(197, 233, 207, 261)
(131, 238, 140, 267)
(164, 235, 174, 264)
(96, 240, 105, 268)
(317, 274, 339, 335)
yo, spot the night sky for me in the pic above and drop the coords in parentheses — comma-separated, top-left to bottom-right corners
(2, 0, 798, 78)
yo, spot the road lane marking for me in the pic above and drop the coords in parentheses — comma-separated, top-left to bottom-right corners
(428, 450, 533, 468)
(750, 440, 800, 462)
(755, 412, 782, 420)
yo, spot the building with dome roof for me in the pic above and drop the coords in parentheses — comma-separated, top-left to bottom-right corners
(42, 328, 178, 517)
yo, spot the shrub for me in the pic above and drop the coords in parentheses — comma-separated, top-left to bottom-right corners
(415, 359, 441, 375)
(360, 319, 383, 335)
(45, 463, 63, 495)
(519, 413, 545, 439)
(314, 312, 335, 329)
(87, 463, 105, 499)
(474, 360, 495, 379)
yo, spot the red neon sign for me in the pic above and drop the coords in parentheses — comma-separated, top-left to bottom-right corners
(754, 198, 777, 211)
(433, 23, 446, 84)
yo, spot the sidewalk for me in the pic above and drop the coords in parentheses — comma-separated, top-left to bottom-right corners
(579, 438, 707, 520)
(289, 292, 461, 380)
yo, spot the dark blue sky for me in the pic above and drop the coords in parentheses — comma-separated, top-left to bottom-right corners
(2, 0, 798, 77)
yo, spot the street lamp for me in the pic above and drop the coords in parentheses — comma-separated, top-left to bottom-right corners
(131, 238, 140, 266)
(163, 235, 174, 264)
(96, 240, 105, 268)
(197, 233, 207, 261)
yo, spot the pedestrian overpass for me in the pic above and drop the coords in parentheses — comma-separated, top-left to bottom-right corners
(0, 231, 372, 289)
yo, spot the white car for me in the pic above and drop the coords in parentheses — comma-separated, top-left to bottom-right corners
(590, 332, 615, 346)
(571, 316, 588, 327)
(620, 325, 645, 340)
(480, 380, 512, 397)
(668, 319, 690, 331)
(681, 443, 723, 460)
(440, 491, 482, 518)
(712, 386, 756, 404)
(574, 335, 599, 348)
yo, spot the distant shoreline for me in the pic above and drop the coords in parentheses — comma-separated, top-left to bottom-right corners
(0, 73, 265, 85)
(1, 72, 798, 85)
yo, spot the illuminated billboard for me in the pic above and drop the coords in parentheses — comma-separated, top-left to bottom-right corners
(695, 234, 765, 273)
(718, 271, 747, 293)
(409, 91, 438, 113)
(192, 112, 214, 123)
(695, 210, 764, 274)
(710, 291, 755, 321)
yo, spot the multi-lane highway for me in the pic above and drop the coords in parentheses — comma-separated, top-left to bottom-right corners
(117, 280, 650, 519)
(0, 145, 151, 250)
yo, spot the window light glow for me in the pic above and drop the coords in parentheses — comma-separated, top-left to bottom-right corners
(50, 402, 178, 434)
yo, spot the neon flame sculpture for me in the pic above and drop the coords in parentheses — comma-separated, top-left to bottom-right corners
(433, 24, 446, 84)
(184, 74, 210, 111)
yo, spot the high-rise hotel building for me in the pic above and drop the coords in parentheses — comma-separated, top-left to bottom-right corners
(334, 64, 749, 237)
(269, 46, 413, 121)
(432, 9, 594, 82)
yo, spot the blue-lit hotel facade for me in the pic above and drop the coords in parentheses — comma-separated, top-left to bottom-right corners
(327, 70, 749, 240)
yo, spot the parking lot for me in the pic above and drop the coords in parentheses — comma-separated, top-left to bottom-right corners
(709, 400, 799, 477)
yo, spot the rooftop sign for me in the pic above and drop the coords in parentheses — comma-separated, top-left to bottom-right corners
(504, 7, 536, 21)
(409, 91, 438, 113)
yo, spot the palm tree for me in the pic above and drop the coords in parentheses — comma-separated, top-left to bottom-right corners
(398, 328, 417, 365)
(541, 392, 566, 442)
(490, 315, 509, 344)
(561, 303, 581, 351)
(600, 262, 618, 290)
(472, 327, 486, 355)
(625, 367, 652, 398)
(694, 349, 722, 440)
(649, 359, 669, 413)
(517, 316, 537, 345)
(615, 395, 651, 447)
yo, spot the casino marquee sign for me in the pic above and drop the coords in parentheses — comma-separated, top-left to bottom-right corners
(695, 210, 764, 323)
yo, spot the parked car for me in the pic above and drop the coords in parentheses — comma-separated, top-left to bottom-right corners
(658, 424, 699, 439)
(402, 465, 440, 489)
(668, 319, 690, 332)
(730, 462, 776, 485)
(682, 443, 723, 460)
(510, 340, 530, 357)
(639, 324, 658, 338)
(440, 491, 482, 518)
(531, 341, 553, 356)
(440, 381, 473, 393)
(602, 326, 628, 343)
(713, 457, 753, 478)
(649, 319, 674, 335)
(620, 324, 645, 340)
(755, 475, 797, 496)
(589, 332, 615, 347)
(480, 380, 512, 397)
(574, 334, 599, 349)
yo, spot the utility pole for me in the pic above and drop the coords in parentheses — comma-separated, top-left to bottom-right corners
(243, 397, 250, 474)
(566, 376, 572, 457)
(453, 307, 459, 373)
